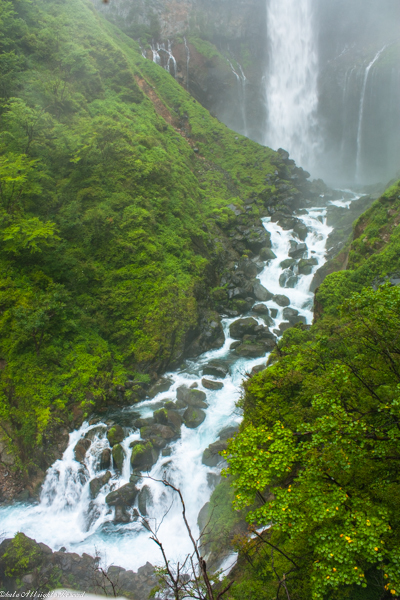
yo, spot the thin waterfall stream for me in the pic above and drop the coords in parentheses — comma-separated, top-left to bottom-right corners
(0, 193, 360, 572)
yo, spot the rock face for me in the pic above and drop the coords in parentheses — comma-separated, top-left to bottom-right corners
(0, 533, 157, 599)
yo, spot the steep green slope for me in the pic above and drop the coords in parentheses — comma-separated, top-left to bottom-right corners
(0, 0, 290, 472)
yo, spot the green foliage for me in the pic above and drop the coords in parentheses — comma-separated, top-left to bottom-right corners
(2, 533, 42, 577)
(225, 284, 400, 599)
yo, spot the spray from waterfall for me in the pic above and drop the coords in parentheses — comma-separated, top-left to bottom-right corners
(355, 45, 387, 183)
(264, 0, 320, 171)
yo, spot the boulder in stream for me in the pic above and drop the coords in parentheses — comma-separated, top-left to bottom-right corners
(130, 441, 159, 471)
(105, 482, 138, 507)
(298, 257, 318, 275)
(229, 317, 258, 339)
(176, 385, 207, 407)
(112, 443, 125, 471)
(234, 343, 266, 358)
(202, 440, 228, 467)
(138, 485, 152, 516)
(73, 438, 91, 464)
(260, 247, 277, 261)
(106, 425, 125, 447)
(147, 377, 173, 398)
(201, 378, 223, 390)
(183, 407, 206, 429)
(99, 447, 111, 470)
(253, 280, 273, 301)
(288, 242, 308, 258)
(89, 471, 111, 499)
(202, 361, 229, 378)
(272, 294, 290, 307)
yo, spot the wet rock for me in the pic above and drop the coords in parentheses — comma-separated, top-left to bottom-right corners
(134, 417, 154, 429)
(201, 378, 224, 390)
(147, 377, 173, 399)
(140, 424, 177, 449)
(270, 308, 278, 318)
(288, 242, 308, 258)
(253, 280, 273, 301)
(251, 364, 266, 375)
(99, 448, 111, 471)
(230, 340, 241, 350)
(138, 485, 152, 516)
(114, 505, 131, 523)
(185, 311, 225, 358)
(176, 385, 207, 407)
(280, 258, 296, 269)
(273, 294, 290, 307)
(290, 315, 307, 325)
(254, 324, 276, 340)
(245, 227, 271, 252)
(219, 425, 239, 440)
(107, 425, 125, 447)
(166, 410, 183, 432)
(260, 247, 277, 261)
(282, 307, 299, 320)
(237, 258, 258, 279)
(229, 317, 259, 339)
(279, 322, 292, 333)
(105, 482, 138, 507)
(298, 257, 318, 275)
(252, 303, 270, 315)
(293, 221, 308, 241)
(202, 440, 228, 467)
(202, 361, 229, 378)
(112, 444, 125, 471)
(190, 381, 198, 388)
(89, 471, 111, 499)
(74, 438, 91, 464)
(162, 447, 172, 457)
(130, 441, 159, 471)
(279, 270, 299, 288)
(234, 343, 266, 358)
(85, 425, 106, 441)
(183, 407, 206, 429)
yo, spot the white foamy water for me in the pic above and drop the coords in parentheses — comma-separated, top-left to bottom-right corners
(264, 0, 320, 171)
(0, 197, 358, 571)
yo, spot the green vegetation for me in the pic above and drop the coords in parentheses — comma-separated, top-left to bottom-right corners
(222, 182, 400, 598)
(0, 0, 280, 468)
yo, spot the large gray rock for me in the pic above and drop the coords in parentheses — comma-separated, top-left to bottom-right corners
(298, 257, 318, 275)
(202, 361, 229, 378)
(201, 378, 224, 390)
(130, 441, 159, 471)
(112, 443, 125, 471)
(74, 438, 91, 464)
(138, 485, 152, 516)
(252, 303, 269, 315)
(259, 247, 277, 261)
(99, 447, 111, 470)
(140, 424, 177, 449)
(176, 385, 207, 407)
(288, 242, 308, 258)
(293, 221, 309, 241)
(202, 440, 228, 467)
(105, 482, 138, 507)
(253, 280, 273, 301)
(229, 317, 258, 339)
(183, 407, 206, 429)
(89, 471, 111, 499)
(147, 377, 173, 398)
(106, 425, 125, 447)
(273, 294, 291, 307)
(234, 343, 266, 358)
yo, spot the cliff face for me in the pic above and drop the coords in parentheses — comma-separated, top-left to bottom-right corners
(97, 0, 400, 185)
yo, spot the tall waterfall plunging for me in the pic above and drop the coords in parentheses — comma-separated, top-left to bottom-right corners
(0, 193, 361, 572)
(264, 0, 320, 171)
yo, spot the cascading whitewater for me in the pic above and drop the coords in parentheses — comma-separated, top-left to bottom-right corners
(264, 0, 320, 171)
(0, 194, 361, 572)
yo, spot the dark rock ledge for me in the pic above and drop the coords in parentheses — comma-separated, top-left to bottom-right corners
(0, 533, 156, 600)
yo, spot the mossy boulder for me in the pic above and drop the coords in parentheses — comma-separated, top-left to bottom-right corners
(140, 424, 177, 449)
(202, 362, 229, 378)
(202, 440, 228, 467)
(130, 441, 159, 471)
(106, 425, 125, 447)
(234, 343, 266, 358)
(183, 407, 206, 429)
(99, 448, 111, 470)
(260, 247, 277, 261)
(229, 317, 259, 339)
(176, 386, 207, 407)
(112, 444, 125, 471)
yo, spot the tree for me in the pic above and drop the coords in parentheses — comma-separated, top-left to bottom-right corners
(225, 284, 400, 599)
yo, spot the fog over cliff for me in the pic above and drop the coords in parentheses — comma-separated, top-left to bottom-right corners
(99, 0, 400, 185)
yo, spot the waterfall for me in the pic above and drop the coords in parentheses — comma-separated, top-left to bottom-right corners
(184, 37, 190, 90)
(0, 194, 363, 571)
(355, 46, 387, 183)
(264, 0, 320, 171)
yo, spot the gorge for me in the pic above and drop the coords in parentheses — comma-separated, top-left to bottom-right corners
(0, 0, 400, 598)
